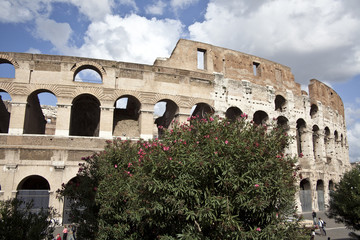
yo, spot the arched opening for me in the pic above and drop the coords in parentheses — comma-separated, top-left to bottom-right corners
(312, 125, 320, 160)
(0, 91, 11, 133)
(191, 103, 214, 119)
(23, 90, 57, 135)
(225, 107, 242, 121)
(324, 127, 331, 159)
(113, 95, 141, 137)
(16, 175, 50, 213)
(74, 67, 102, 84)
(253, 110, 268, 125)
(316, 180, 325, 211)
(62, 177, 85, 225)
(69, 94, 100, 137)
(296, 119, 306, 156)
(277, 116, 289, 131)
(154, 99, 179, 138)
(300, 179, 312, 212)
(0, 61, 15, 78)
(310, 104, 318, 119)
(275, 95, 286, 112)
(341, 134, 344, 147)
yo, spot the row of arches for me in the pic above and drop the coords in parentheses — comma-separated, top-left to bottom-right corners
(0, 61, 331, 121)
(299, 179, 334, 212)
(0, 89, 292, 138)
(0, 61, 103, 83)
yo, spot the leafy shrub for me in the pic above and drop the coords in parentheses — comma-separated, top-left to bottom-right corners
(59, 115, 306, 239)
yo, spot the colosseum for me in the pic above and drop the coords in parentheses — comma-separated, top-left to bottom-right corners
(0, 39, 351, 223)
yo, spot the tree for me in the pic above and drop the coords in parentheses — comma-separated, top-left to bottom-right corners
(327, 164, 360, 230)
(58, 115, 306, 239)
(0, 198, 57, 240)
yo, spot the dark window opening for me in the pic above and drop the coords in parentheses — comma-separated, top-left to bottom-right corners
(296, 119, 306, 155)
(0, 91, 11, 133)
(225, 107, 242, 121)
(310, 104, 318, 118)
(275, 95, 286, 112)
(253, 110, 268, 125)
(69, 94, 100, 137)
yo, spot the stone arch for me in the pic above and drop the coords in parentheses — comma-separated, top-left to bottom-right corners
(71, 61, 106, 76)
(296, 119, 306, 156)
(16, 175, 50, 213)
(275, 94, 286, 112)
(312, 125, 320, 160)
(310, 104, 318, 119)
(299, 179, 312, 212)
(23, 89, 57, 135)
(69, 94, 100, 137)
(324, 127, 331, 159)
(71, 62, 105, 83)
(62, 176, 83, 224)
(225, 106, 242, 121)
(113, 95, 141, 137)
(0, 89, 11, 133)
(154, 99, 179, 138)
(277, 116, 289, 132)
(0, 54, 20, 68)
(191, 102, 214, 119)
(253, 110, 269, 125)
(316, 180, 325, 211)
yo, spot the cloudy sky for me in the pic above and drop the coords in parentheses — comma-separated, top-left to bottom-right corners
(0, 0, 359, 162)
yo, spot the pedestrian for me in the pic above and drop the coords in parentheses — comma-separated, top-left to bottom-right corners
(318, 218, 327, 236)
(67, 225, 74, 240)
(312, 211, 317, 226)
(63, 225, 68, 240)
(310, 228, 315, 240)
(56, 233, 62, 240)
(71, 224, 77, 240)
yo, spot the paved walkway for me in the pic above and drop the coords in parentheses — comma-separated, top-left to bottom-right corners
(302, 211, 360, 240)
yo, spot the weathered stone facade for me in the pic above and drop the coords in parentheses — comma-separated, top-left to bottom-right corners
(0, 39, 350, 222)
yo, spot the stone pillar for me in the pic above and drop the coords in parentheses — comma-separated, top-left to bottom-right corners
(139, 104, 154, 140)
(8, 101, 27, 134)
(288, 126, 298, 156)
(55, 104, 72, 136)
(99, 106, 114, 138)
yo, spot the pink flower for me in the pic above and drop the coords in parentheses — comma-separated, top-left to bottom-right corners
(256, 227, 261, 232)
(209, 117, 214, 121)
(114, 164, 118, 168)
(214, 151, 218, 155)
(255, 184, 259, 187)
(163, 146, 170, 151)
(128, 163, 132, 168)
(169, 157, 172, 160)
(225, 140, 229, 144)
(255, 142, 259, 147)
(299, 153, 304, 158)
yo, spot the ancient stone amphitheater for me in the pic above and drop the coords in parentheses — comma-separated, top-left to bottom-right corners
(0, 39, 350, 223)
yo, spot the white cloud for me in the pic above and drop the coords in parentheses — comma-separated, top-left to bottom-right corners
(188, 0, 360, 84)
(71, 14, 184, 64)
(26, 48, 42, 54)
(170, 0, 199, 10)
(145, 0, 167, 15)
(0, 0, 51, 23)
(345, 103, 360, 162)
(35, 18, 73, 51)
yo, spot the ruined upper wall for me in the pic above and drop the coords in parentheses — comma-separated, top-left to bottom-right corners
(308, 79, 345, 117)
(154, 39, 301, 96)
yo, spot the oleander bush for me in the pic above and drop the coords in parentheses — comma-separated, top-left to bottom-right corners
(58, 115, 306, 240)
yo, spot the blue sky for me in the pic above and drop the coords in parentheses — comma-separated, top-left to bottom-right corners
(0, 0, 359, 162)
